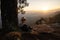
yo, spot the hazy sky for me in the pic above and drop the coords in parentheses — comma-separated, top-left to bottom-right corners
(24, 0, 60, 11)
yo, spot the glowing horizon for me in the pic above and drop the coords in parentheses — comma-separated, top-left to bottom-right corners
(24, 0, 60, 11)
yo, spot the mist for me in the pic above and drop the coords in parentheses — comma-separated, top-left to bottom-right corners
(18, 10, 60, 26)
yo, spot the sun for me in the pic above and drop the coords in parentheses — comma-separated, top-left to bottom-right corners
(41, 7, 49, 11)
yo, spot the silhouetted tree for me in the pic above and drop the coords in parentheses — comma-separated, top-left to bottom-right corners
(53, 11, 60, 23)
(36, 18, 46, 25)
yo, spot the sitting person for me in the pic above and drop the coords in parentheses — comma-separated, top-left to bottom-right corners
(19, 17, 32, 32)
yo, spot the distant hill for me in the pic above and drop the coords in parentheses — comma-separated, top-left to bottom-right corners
(18, 9, 60, 26)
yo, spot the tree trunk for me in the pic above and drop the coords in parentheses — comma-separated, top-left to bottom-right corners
(1, 0, 18, 32)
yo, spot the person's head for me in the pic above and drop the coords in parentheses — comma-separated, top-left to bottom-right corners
(21, 17, 26, 24)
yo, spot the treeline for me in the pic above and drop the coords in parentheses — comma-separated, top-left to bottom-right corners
(48, 11, 60, 24)
(35, 11, 60, 25)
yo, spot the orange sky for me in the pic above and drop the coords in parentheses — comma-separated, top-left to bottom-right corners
(24, 0, 60, 11)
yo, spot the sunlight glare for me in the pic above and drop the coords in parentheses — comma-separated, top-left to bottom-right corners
(41, 7, 49, 11)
